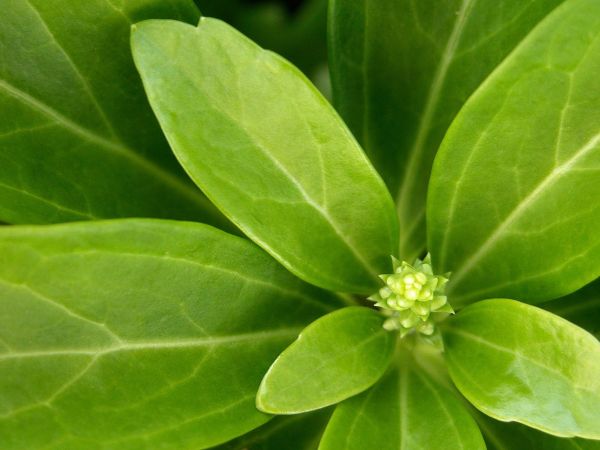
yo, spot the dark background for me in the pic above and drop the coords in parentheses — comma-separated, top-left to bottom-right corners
(243, 0, 306, 13)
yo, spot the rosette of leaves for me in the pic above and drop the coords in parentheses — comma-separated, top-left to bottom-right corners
(0, 1, 599, 449)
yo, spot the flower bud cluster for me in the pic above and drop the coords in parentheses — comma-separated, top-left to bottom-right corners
(369, 254, 453, 337)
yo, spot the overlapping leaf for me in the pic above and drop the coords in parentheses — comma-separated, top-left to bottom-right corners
(257, 307, 393, 414)
(0, 0, 230, 228)
(0, 220, 337, 449)
(443, 299, 600, 439)
(428, 0, 600, 305)
(319, 356, 485, 450)
(132, 18, 398, 293)
(329, 0, 564, 260)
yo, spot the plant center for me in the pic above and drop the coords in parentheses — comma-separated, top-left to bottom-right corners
(368, 254, 454, 337)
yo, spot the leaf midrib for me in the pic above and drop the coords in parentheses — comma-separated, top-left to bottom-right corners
(396, 0, 476, 236)
(154, 40, 379, 284)
(0, 78, 208, 209)
(0, 328, 301, 361)
(445, 326, 598, 395)
(449, 131, 600, 293)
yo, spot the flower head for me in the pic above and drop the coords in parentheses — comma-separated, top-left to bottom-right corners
(369, 254, 453, 337)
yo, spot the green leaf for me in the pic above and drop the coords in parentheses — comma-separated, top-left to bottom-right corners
(329, 0, 564, 261)
(0, 0, 231, 228)
(428, 0, 600, 306)
(542, 278, 600, 339)
(0, 220, 337, 449)
(319, 355, 485, 450)
(216, 408, 332, 450)
(256, 307, 394, 414)
(474, 409, 600, 450)
(443, 299, 600, 439)
(131, 18, 398, 293)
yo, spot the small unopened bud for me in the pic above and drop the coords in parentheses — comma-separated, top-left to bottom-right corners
(368, 253, 453, 337)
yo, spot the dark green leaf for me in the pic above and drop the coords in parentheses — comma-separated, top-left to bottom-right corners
(0, 0, 230, 228)
(0, 220, 337, 449)
(428, 0, 600, 305)
(542, 278, 600, 339)
(319, 354, 485, 450)
(443, 299, 600, 439)
(329, 0, 563, 260)
(474, 409, 600, 450)
(215, 408, 332, 450)
(257, 307, 394, 414)
(132, 18, 398, 293)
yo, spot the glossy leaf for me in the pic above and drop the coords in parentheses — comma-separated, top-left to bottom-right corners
(474, 410, 600, 450)
(542, 278, 600, 338)
(0, 0, 230, 228)
(443, 299, 600, 439)
(0, 220, 337, 449)
(132, 18, 398, 293)
(216, 408, 332, 450)
(257, 307, 394, 414)
(428, 0, 600, 305)
(329, 0, 564, 260)
(319, 356, 485, 450)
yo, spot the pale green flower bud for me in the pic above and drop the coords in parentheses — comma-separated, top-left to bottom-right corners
(368, 253, 453, 337)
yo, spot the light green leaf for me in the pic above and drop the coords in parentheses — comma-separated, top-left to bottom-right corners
(131, 18, 398, 293)
(319, 355, 485, 450)
(0, 0, 230, 228)
(474, 409, 600, 450)
(256, 307, 394, 414)
(542, 278, 600, 339)
(428, 0, 600, 306)
(0, 220, 337, 449)
(329, 0, 564, 261)
(443, 299, 600, 439)
(216, 408, 332, 450)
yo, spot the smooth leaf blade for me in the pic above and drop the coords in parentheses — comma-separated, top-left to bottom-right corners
(256, 307, 394, 414)
(0, 0, 231, 228)
(319, 357, 485, 450)
(216, 408, 332, 450)
(428, 0, 600, 305)
(329, 0, 564, 261)
(474, 409, 600, 450)
(443, 299, 600, 439)
(132, 18, 398, 293)
(0, 220, 337, 449)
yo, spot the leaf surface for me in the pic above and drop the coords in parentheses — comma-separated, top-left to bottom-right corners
(474, 410, 600, 450)
(132, 18, 398, 293)
(443, 299, 600, 439)
(319, 356, 485, 450)
(257, 307, 394, 414)
(542, 278, 600, 339)
(0, 220, 336, 449)
(216, 408, 332, 450)
(428, 0, 600, 305)
(329, 0, 564, 260)
(0, 0, 230, 227)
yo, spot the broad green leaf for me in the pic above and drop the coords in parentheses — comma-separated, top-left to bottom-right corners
(216, 408, 332, 450)
(474, 410, 600, 450)
(0, 220, 337, 449)
(0, 0, 231, 228)
(131, 18, 398, 294)
(428, 0, 600, 306)
(256, 307, 394, 414)
(542, 278, 600, 339)
(443, 299, 600, 439)
(319, 356, 485, 450)
(329, 0, 563, 261)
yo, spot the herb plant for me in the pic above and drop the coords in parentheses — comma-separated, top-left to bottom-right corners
(0, 0, 599, 449)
